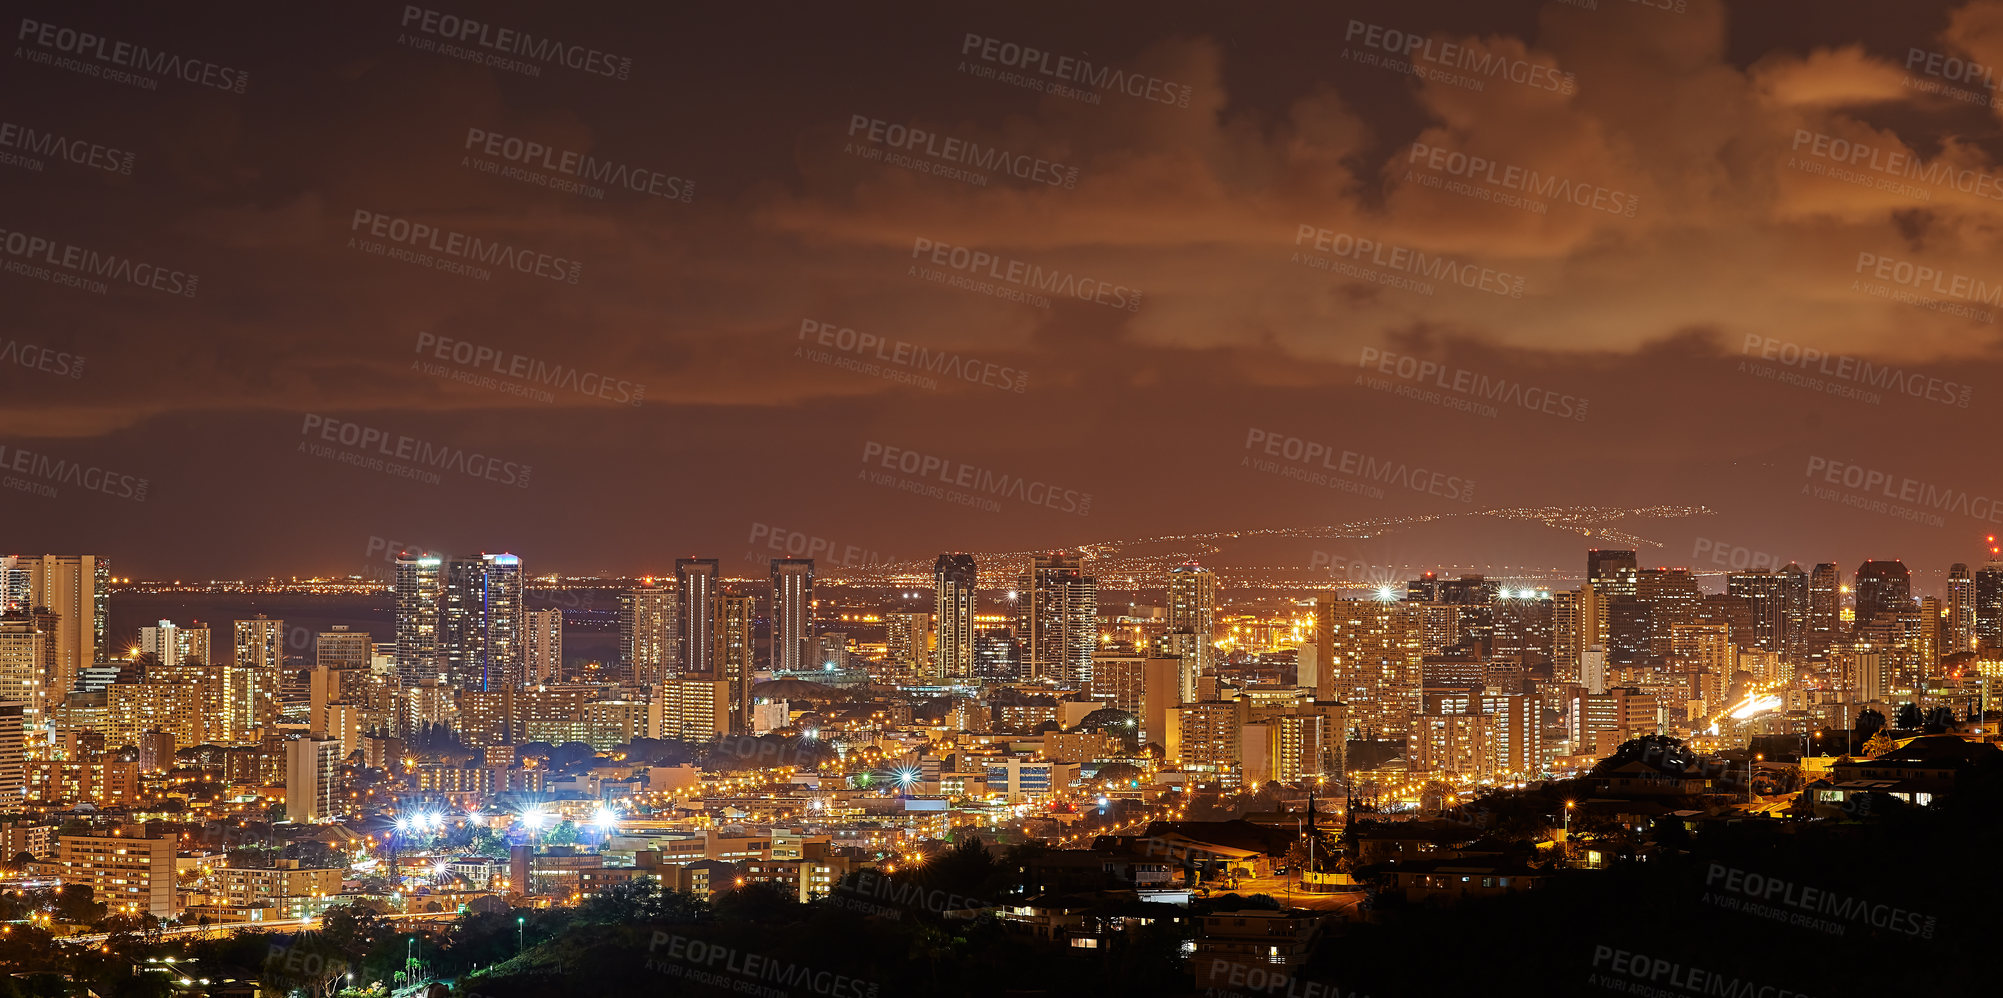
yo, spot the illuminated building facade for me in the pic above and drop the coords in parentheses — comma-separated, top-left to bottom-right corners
(932, 554, 977, 679)
(440, 554, 524, 693)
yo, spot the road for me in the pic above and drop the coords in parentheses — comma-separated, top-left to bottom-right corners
(58, 909, 462, 945)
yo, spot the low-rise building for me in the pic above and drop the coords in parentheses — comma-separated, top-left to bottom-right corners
(56, 833, 178, 918)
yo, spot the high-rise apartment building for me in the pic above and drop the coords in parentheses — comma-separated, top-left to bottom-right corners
(1166, 700, 1247, 784)
(525, 609, 563, 684)
(1484, 693, 1546, 778)
(1669, 623, 1733, 673)
(619, 580, 678, 683)
(1315, 596, 1424, 737)
(770, 559, 815, 674)
(233, 616, 285, 727)
(107, 683, 207, 750)
(1851, 649, 1888, 703)
(57, 833, 177, 917)
(0, 618, 51, 735)
(932, 554, 977, 679)
(1408, 711, 1495, 784)
(0, 703, 22, 801)
(653, 675, 731, 741)
(1088, 650, 1145, 714)
(440, 554, 524, 692)
(1914, 598, 1944, 679)
(220, 666, 273, 745)
(1947, 563, 1977, 657)
(284, 737, 344, 822)
(715, 592, 756, 733)
(676, 559, 720, 677)
(140, 619, 211, 667)
(883, 609, 931, 674)
(22, 555, 101, 698)
(1019, 553, 1097, 685)
(1166, 562, 1217, 677)
(393, 552, 443, 684)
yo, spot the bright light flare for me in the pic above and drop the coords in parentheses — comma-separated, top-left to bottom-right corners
(1728, 693, 1783, 721)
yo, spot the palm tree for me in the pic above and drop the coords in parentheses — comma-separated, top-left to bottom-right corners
(1863, 731, 1897, 757)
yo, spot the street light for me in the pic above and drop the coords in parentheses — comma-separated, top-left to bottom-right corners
(517, 916, 524, 955)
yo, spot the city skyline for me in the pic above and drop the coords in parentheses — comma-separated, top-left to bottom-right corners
(2, 2, 1998, 993)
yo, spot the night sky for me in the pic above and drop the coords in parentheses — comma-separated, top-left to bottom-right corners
(4, 0, 2002, 583)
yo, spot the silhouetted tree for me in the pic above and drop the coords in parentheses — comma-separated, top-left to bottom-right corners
(1601, 734, 1696, 771)
(1856, 708, 1887, 739)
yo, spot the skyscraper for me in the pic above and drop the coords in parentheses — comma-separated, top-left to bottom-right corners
(676, 559, 720, 678)
(140, 619, 211, 667)
(22, 555, 100, 698)
(1406, 571, 1440, 602)
(1587, 549, 1637, 584)
(1156, 630, 1205, 703)
(1728, 565, 1809, 662)
(231, 616, 283, 671)
(973, 630, 1019, 680)
(440, 554, 524, 692)
(883, 608, 931, 674)
(0, 557, 29, 613)
(1976, 562, 2003, 651)
(284, 737, 344, 822)
(1491, 593, 1554, 666)
(0, 703, 21, 802)
(1166, 561, 1218, 677)
(1551, 589, 1583, 683)
(619, 580, 678, 683)
(714, 591, 755, 732)
(1315, 596, 1425, 737)
(393, 551, 443, 685)
(1019, 553, 1097, 685)
(233, 617, 288, 733)
(932, 554, 977, 679)
(1947, 563, 1977, 656)
(1637, 568, 1702, 660)
(0, 617, 51, 736)
(770, 559, 814, 674)
(525, 609, 563, 684)
(1808, 563, 1841, 658)
(1853, 560, 1912, 624)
